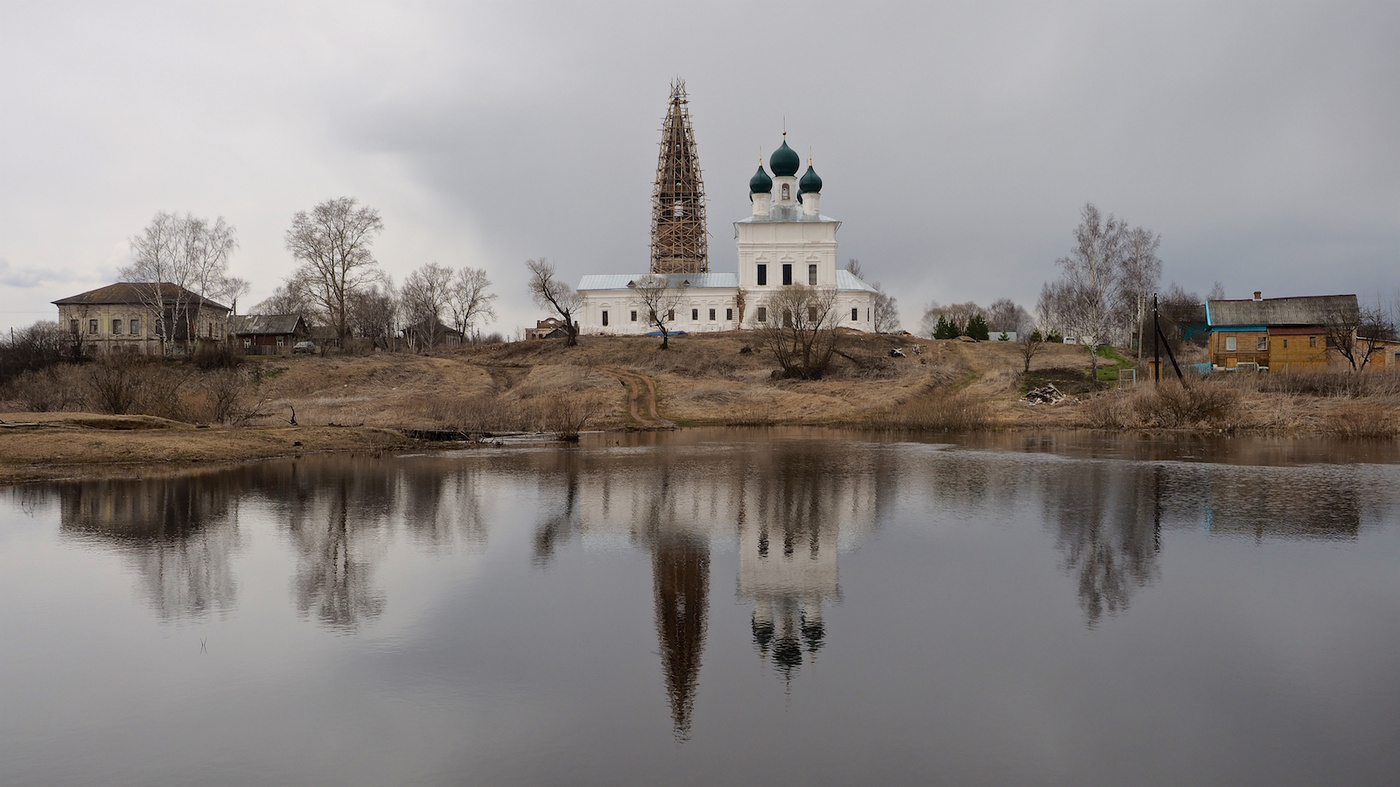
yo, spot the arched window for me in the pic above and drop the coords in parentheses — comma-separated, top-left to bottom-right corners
(781, 183, 790, 200)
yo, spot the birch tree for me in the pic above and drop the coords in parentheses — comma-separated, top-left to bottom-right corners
(400, 262, 454, 348)
(1118, 226, 1162, 365)
(1051, 203, 1127, 377)
(448, 267, 497, 341)
(285, 197, 384, 343)
(121, 212, 238, 355)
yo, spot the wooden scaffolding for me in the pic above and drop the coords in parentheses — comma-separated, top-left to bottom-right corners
(650, 80, 709, 274)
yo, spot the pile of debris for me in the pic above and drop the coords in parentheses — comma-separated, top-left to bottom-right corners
(1024, 384, 1065, 405)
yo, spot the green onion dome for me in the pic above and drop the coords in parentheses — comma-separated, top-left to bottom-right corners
(770, 139, 800, 177)
(799, 163, 822, 194)
(749, 163, 773, 194)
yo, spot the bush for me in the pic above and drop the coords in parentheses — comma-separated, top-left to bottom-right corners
(872, 386, 990, 431)
(0, 320, 72, 386)
(192, 341, 243, 370)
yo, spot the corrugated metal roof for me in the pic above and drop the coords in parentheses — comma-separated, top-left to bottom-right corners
(835, 269, 878, 293)
(578, 272, 739, 290)
(53, 282, 230, 311)
(230, 314, 307, 335)
(1207, 295, 1358, 327)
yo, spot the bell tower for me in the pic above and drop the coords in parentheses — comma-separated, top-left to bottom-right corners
(650, 80, 709, 274)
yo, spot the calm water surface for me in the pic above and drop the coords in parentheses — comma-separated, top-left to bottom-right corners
(2, 429, 1399, 786)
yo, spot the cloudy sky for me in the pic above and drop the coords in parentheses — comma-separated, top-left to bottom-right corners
(2, 1, 1396, 335)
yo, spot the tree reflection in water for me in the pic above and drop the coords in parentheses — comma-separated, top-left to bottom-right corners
(284, 471, 391, 632)
(58, 476, 241, 620)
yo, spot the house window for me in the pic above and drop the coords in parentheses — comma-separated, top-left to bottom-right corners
(725, 308, 733, 321)
(129, 318, 140, 336)
(602, 310, 609, 327)
(1283, 339, 1288, 349)
(630, 310, 637, 322)
(276, 336, 285, 347)
(244, 338, 252, 349)
(1257, 336, 1268, 351)
(69, 319, 79, 334)
(852, 307, 858, 321)
(808, 264, 818, 285)
(112, 319, 122, 335)
(89, 319, 98, 334)
(1309, 336, 1316, 348)
(756, 306, 767, 323)
(691, 308, 698, 321)
(709, 308, 716, 321)
(757, 264, 767, 286)
(782, 264, 792, 285)
(1226, 336, 1236, 351)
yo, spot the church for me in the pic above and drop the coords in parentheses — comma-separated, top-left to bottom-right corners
(575, 82, 877, 336)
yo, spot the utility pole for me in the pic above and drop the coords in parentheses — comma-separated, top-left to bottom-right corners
(1153, 293, 1160, 385)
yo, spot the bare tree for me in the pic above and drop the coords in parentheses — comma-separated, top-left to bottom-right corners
(217, 277, 251, 316)
(1207, 281, 1227, 302)
(1323, 301, 1395, 372)
(634, 274, 686, 349)
(845, 258, 864, 279)
(121, 212, 238, 355)
(1118, 226, 1162, 365)
(400, 262, 455, 349)
(525, 258, 580, 346)
(448, 267, 497, 341)
(285, 197, 385, 343)
(254, 278, 316, 317)
(348, 283, 398, 349)
(1051, 202, 1128, 377)
(757, 285, 841, 379)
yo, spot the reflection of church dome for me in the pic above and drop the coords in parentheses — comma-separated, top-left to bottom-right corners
(772, 636, 804, 677)
(749, 164, 773, 194)
(752, 613, 775, 652)
(801, 613, 825, 653)
(770, 139, 800, 177)
(799, 164, 822, 194)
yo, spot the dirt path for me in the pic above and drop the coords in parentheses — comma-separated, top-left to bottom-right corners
(602, 367, 674, 428)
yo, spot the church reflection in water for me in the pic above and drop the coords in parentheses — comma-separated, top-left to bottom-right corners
(31, 433, 1395, 740)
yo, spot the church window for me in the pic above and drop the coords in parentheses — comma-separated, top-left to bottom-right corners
(112, 319, 122, 335)
(725, 308, 733, 321)
(808, 264, 817, 285)
(782, 183, 790, 200)
(602, 310, 609, 327)
(852, 307, 858, 321)
(757, 264, 767, 286)
(630, 310, 637, 322)
(756, 307, 767, 323)
(691, 308, 698, 321)
(808, 306, 818, 322)
(866, 308, 870, 321)
(783, 311, 793, 328)
(668, 309, 675, 322)
(708, 308, 716, 321)
(782, 264, 792, 285)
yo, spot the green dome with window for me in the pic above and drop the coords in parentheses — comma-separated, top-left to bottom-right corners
(770, 139, 800, 177)
(749, 164, 773, 194)
(799, 164, 822, 194)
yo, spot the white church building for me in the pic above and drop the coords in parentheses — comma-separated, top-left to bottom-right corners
(576, 135, 878, 335)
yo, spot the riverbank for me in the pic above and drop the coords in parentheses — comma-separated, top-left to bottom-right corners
(2, 332, 1397, 482)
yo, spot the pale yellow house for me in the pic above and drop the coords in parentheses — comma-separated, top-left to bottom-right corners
(53, 282, 230, 355)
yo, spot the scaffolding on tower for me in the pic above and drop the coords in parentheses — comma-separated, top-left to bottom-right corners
(650, 80, 709, 274)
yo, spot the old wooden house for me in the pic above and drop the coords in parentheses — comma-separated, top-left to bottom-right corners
(1205, 292, 1357, 372)
(228, 314, 311, 355)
